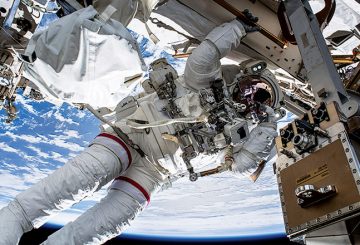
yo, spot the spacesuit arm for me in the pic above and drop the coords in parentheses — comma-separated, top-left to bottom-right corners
(184, 20, 246, 90)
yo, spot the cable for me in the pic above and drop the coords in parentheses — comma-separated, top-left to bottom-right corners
(126, 115, 208, 129)
(0, 26, 25, 49)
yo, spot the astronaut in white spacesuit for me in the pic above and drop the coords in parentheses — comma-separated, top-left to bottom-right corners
(0, 2, 281, 245)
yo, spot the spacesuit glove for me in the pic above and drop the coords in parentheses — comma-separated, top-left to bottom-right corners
(263, 105, 278, 123)
(236, 9, 261, 33)
(231, 122, 277, 177)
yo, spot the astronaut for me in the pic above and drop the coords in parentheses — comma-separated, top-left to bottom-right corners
(0, 3, 282, 245)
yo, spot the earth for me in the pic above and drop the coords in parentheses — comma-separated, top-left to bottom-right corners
(0, 0, 359, 242)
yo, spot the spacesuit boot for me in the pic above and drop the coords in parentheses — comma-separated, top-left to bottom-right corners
(0, 133, 132, 244)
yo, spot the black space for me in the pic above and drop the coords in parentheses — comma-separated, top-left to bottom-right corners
(19, 226, 298, 245)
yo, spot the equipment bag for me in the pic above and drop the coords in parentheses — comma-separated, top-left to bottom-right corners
(21, 5, 146, 109)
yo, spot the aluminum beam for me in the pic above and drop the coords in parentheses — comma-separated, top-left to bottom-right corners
(283, 0, 358, 118)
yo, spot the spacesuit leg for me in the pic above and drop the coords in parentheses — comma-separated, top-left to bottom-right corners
(43, 157, 165, 245)
(0, 133, 132, 245)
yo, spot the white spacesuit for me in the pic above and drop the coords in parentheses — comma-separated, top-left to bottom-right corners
(0, 3, 280, 245)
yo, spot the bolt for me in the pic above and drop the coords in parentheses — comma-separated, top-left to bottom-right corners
(189, 173, 198, 182)
(319, 91, 328, 98)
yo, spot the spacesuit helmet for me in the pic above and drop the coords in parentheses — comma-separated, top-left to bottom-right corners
(226, 60, 285, 122)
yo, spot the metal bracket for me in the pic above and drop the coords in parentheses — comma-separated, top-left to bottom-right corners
(283, 0, 359, 118)
(296, 184, 337, 208)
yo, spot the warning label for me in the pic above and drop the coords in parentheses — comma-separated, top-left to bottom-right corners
(296, 164, 330, 185)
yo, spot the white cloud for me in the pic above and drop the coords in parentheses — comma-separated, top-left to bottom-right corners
(22, 153, 50, 165)
(18, 134, 44, 143)
(21, 165, 54, 184)
(50, 152, 62, 158)
(0, 171, 29, 198)
(53, 110, 79, 125)
(75, 110, 86, 119)
(27, 146, 51, 159)
(49, 151, 68, 163)
(0, 142, 48, 164)
(15, 95, 37, 115)
(3, 131, 43, 143)
(0, 164, 56, 207)
(56, 130, 81, 140)
(2, 131, 84, 152)
(0, 142, 19, 153)
(49, 138, 84, 152)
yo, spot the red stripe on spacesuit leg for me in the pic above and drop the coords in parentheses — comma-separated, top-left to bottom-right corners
(97, 133, 132, 167)
(116, 176, 151, 203)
